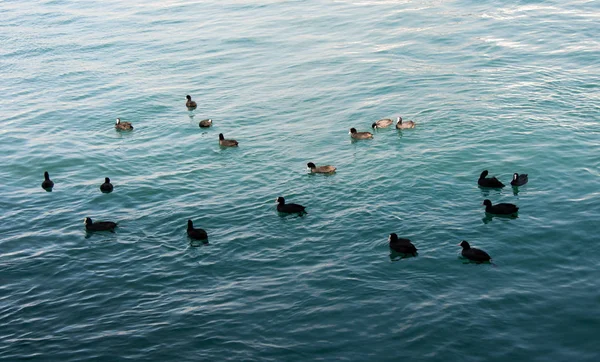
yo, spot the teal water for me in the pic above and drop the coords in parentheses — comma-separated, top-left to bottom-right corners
(1, 0, 599, 360)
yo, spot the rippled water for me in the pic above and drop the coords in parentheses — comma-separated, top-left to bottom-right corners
(1, 0, 599, 360)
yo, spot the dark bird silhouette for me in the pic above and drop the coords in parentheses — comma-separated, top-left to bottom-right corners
(388, 233, 418, 256)
(276, 196, 307, 215)
(511, 173, 528, 186)
(199, 119, 212, 128)
(41, 171, 54, 190)
(371, 118, 393, 129)
(115, 118, 133, 131)
(482, 199, 519, 216)
(307, 162, 336, 174)
(459, 240, 491, 263)
(478, 170, 505, 188)
(84, 217, 117, 232)
(186, 95, 197, 109)
(187, 219, 208, 240)
(100, 177, 113, 193)
(395, 116, 416, 129)
(219, 133, 238, 147)
(349, 128, 373, 140)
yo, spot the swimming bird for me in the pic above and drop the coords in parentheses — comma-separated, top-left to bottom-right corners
(371, 118, 393, 129)
(482, 199, 519, 216)
(459, 240, 491, 263)
(349, 128, 373, 140)
(41, 171, 54, 190)
(478, 170, 505, 188)
(511, 173, 528, 186)
(187, 219, 208, 240)
(307, 162, 336, 174)
(199, 119, 212, 128)
(388, 233, 418, 256)
(186, 95, 197, 110)
(276, 196, 307, 215)
(100, 177, 113, 193)
(395, 116, 415, 129)
(84, 217, 117, 232)
(219, 133, 238, 147)
(115, 118, 133, 131)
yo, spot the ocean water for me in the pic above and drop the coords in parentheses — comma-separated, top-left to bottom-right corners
(1, 0, 599, 360)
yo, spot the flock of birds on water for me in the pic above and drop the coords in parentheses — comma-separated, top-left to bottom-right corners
(39, 95, 530, 264)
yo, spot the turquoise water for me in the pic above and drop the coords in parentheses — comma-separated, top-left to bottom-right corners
(1, 0, 599, 360)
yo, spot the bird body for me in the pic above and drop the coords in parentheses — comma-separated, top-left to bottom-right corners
(219, 133, 238, 147)
(396, 116, 415, 129)
(84, 217, 117, 232)
(276, 197, 307, 215)
(186, 95, 197, 109)
(459, 240, 491, 263)
(100, 177, 113, 193)
(483, 199, 519, 215)
(115, 118, 133, 131)
(187, 219, 208, 240)
(199, 119, 212, 128)
(307, 162, 336, 174)
(478, 170, 505, 188)
(371, 118, 393, 129)
(389, 233, 418, 256)
(349, 128, 373, 139)
(511, 173, 528, 186)
(41, 171, 54, 190)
